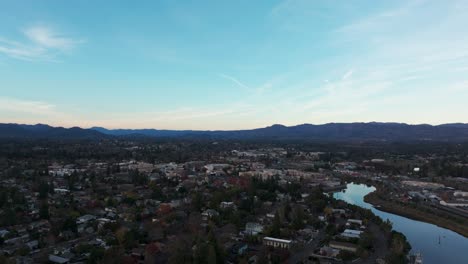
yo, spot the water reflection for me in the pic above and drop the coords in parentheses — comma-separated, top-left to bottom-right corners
(333, 183, 468, 264)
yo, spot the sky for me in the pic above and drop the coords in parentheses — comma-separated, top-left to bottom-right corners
(0, 0, 468, 130)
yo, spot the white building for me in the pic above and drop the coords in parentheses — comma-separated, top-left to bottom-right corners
(245, 222, 263, 235)
(263, 237, 292, 249)
(341, 229, 363, 239)
(347, 219, 363, 226)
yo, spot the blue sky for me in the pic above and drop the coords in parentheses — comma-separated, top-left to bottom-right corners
(1, 0, 467, 130)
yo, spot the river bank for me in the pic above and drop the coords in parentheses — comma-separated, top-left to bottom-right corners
(334, 183, 468, 264)
(364, 191, 468, 238)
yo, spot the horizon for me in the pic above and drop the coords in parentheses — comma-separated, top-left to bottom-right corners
(3, 121, 468, 131)
(1, 1, 468, 129)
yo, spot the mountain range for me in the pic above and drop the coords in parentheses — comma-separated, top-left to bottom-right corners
(1, 122, 468, 141)
(0, 123, 105, 140)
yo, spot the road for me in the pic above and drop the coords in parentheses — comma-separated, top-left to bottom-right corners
(288, 223, 388, 264)
(288, 230, 325, 264)
(353, 223, 388, 264)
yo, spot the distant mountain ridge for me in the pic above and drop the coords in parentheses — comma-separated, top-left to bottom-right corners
(1, 122, 468, 141)
(0, 123, 106, 139)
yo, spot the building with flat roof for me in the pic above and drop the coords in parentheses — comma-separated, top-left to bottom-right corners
(341, 229, 363, 239)
(346, 219, 363, 225)
(329, 241, 358, 253)
(263, 237, 292, 249)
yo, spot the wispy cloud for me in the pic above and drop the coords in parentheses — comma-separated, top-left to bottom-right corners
(342, 69, 353, 80)
(82, 103, 260, 130)
(0, 97, 60, 116)
(0, 25, 83, 61)
(336, 0, 426, 36)
(24, 26, 82, 51)
(219, 73, 250, 90)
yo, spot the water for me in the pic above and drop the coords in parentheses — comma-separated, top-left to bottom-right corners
(333, 183, 468, 264)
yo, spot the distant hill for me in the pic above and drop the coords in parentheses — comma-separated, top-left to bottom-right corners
(2, 122, 468, 141)
(93, 122, 468, 141)
(0, 123, 107, 140)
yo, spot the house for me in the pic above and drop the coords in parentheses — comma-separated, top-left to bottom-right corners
(157, 203, 172, 215)
(205, 164, 231, 173)
(220, 201, 236, 210)
(76, 214, 96, 225)
(170, 199, 183, 208)
(266, 213, 275, 219)
(202, 209, 219, 221)
(245, 222, 263, 236)
(248, 255, 258, 264)
(54, 188, 70, 195)
(319, 246, 340, 257)
(408, 191, 426, 200)
(346, 219, 363, 226)
(329, 241, 358, 253)
(26, 240, 39, 250)
(4, 236, 27, 246)
(263, 237, 292, 249)
(298, 228, 318, 239)
(29, 220, 50, 231)
(0, 229, 9, 238)
(454, 191, 468, 197)
(131, 246, 145, 261)
(231, 243, 248, 255)
(48, 255, 70, 264)
(341, 229, 363, 239)
(332, 209, 346, 215)
(440, 200, 468, 207)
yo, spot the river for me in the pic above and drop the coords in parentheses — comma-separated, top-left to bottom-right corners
(333, 183, 468, 264)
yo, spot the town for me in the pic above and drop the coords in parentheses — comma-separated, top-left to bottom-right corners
(1, 139, 467, 264)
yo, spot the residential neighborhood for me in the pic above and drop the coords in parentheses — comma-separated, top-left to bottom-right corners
(1, 139, 451, 263)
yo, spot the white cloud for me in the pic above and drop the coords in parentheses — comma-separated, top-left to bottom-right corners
(85, 0, 468, 128)
(0, 97, 57, 114)
(0, 25, 82, 61)
(0, 38, 47, 61)
(24, 26, 81, 51)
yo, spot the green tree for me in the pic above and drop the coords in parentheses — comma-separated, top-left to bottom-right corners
(193, 238, 208, 264)
(168, 236, 192, 264)
(207, 245, 217, 264)
(38, 181, 49, 199)
(359, 231, 374, 250)
(192, 192, 203, 211)
(39, 201, 49, 220)
(207, 229, 224, 264)
(62, 216, 77, 233)
(338, 250, 356, 261)
(49, 181, 55, 194)
(87, 247, 105, 264)
(269, 211, 281, 237)
(292, 206, 305, 230)
(2, 207, 16, 226)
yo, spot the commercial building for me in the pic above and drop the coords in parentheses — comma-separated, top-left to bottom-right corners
(263, 237, 292, 249)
